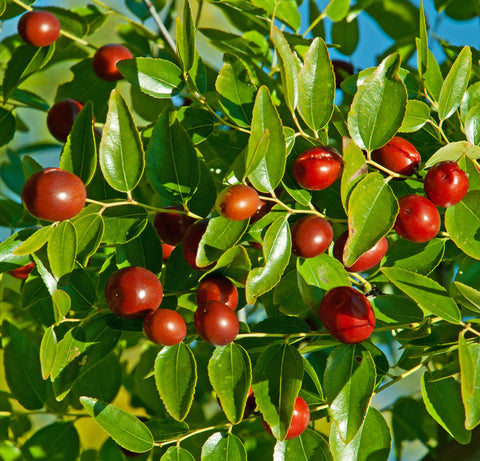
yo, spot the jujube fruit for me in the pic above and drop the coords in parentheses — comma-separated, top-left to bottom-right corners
(215, 184, 260, 221)
(8, 262, 35, 280)
(371, 136, 421, 176)
(18, 10, 61, 47)
(154, 206, 196, 245)
(105, 266, 163, 319)
(332, 59, 354, 88)
(92, 44, 133, 81)
(182, 219, 210, 270)
(194, 301, 239, 346)
(424, 161, 469, 207)
(143, 309, 187, 346)
(262, 396, 310, 440)
(319, 286, 375, 344)
(21, 168, 86, 222)
(196, 275, 239, 310)
(47, 99, 83, 142)
(161, 243, 175, 262)
(291, 215, 333, 258)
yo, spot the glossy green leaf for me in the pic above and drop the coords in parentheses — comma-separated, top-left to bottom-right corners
(331, 18, 359, 56)
(0, 228, 36, 272)
(459, 331, 480, 430)
(417, 0, 428, 76)
(399, 99, 430, 133)
(382, 267, 461, 324)
(102, 205, 148, 244)
(425, 141, 480, 167)
(177, 106, 215, 144)
(465, 103, 480, 145)
(201, 432, 247, 461)
(146, 110, 199, 204)
(279, 428, 332, 460)
(145, 420, 189, 443)
(325, 0, 349, 21)
(348, 53, 407, 151)
(155, 343, 197, 421)
(252, 343, 304, 440)
(438, 46, 471, 121)
(423, 48, 443, 102)
(330, 407, 391, 461)
(0, 107, 15, 147)
(13, 226, 54, 255)
(371, 295, 424, 326)
(47, 221, 77, 282)
(298, 37, 335, 132)
(451, 281, 480, 312)
(52, 289, 72, 323)
(274, 270, 309, 315)
(161, 447, 195, 461)
(63, 267, 96, 312)
(80, 396, 154, 452)
(421, 370, 471, 444)
(209, 246, 251, 285)
(40, 326, 57, 380)
(344, 173, 398, 267)
(177, 0, 195, 72)
(73, 213, 104, 265)
(117, 58, 184, 99)
(324, 345, 376, 444)
(246, 86, 286, 193)
(246, 217, 291, 304)
(340, 137, 367, 211)
(32, 252, 58, 295)
(208, 343, 252, 424)
(461, 82, 480, 123)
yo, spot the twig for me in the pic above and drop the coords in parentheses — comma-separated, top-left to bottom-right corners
(143, 0, 177, 55)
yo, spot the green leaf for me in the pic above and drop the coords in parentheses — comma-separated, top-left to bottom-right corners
(273, 270, 309, 315)
(73, 213, 104, 265)
(209, 246, 251, 285)
(201, 432, 247, 461)
(161, 447, 195, 461)
(425, 141, 480, 167)
(40, 326, 57, 380)
(371, 295, 424, 326)
(117, 58, 184, 99)
(298, 37, 335, 132)
(399, 99, 430, 133)
(423, 48, 443, 102)
(155, 343, 197, 421)
(146, 110, 199, 204)
(47, 221, 77, 282)
(465, 103, 480, 145)
(102, 205, 148, 244)
(208, 343, 252, 424)
(0, 228, 36, 272)
(459, 331, 480, 430)
(451, 281, 480, 312)
(52, 289, 72, 323)
(145, 420, 189, 443)
(177, 106, 215, 144)
(282, 429, 333, 461)
(60, 101, 96, 185)
(347, 53, 407, 151)
(246, 86, 286, 193)
(0, 107, 15, 147)
(246, 216, 291, 304)
(438, 46, 471, 121)
(80, 396, 154, 452)
(324, 345, 376, 443)
(250, 0, 300, 30)
(344, 173, 398, 267)
(13, 226, 54, 256)
(421, 370, 471, 444)
(99, 90, 144, 193)
(252, 343, 304, 441)
(417, 0, 428, 76)
(331, 18, 358, 56)
(381, 267, 461, 324)
(325, 0, 350, 21)
(177, 0, 195, 72)
(340, 137, 367, 211)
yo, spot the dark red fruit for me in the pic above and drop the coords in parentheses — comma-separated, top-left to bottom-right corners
(292, 146, 343, 191)
(154, 206, 196, 245)
(371, 136, 421, 176)
(319, 286, 375, 344)
(333, 231, 388, 272)
(394, 194, 440, 243)
(105, 266, 163, 319)
(162, 243, 175, 262)
(194, 301, 239, 346)
(262, 396, 310, 440)
(250, 197, 273, 224)
(291, 216, 333, 258)
(17, 10, 61, 47)
(182, 219, 209, 270)
(243, 387, 256, 419)
(196, 275, 239, 310)
(424, 161, 469, 207)
(92, 44, 133, 81)
(143, 309, 187, 346)
(332, 60, 354, 89)
(47, 99, 83, 142)
(8, 262, 35, 280)
(215, 184, 260, 221)
(21, 168, 86, 222)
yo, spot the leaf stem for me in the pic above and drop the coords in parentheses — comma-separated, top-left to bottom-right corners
(366, 159, 424, 182)
(143, 0, 177, 56)
(460, 322, 480, 338)
(375, 361, 426, 393)
(160, 423, 231, 447)
(348, 272, 372, 293)
(302, 12, 326, 38)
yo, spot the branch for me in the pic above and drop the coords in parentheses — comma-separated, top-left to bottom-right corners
(143, 0, 177, 55)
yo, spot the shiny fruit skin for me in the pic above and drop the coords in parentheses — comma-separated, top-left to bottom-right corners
(371, 136, 421, 176)
(21, 168, 86, 222)
(92, 44, 133, 81)
(215, 185, 260, 221)
(194, 301, 239, 346)
(47, 99, 83, 142)
(105, 266, 163, 319)
(196, 275, 239, 310)
(291, 216, 333, 258)
(154, 206, 196, 245)
(8, 262, 35, 280)
(333, 231, 388, 272)
(332, 60, 354, 89)
(263, 396, 310, 440)
(182, 220, 209, 270)
(161, 243, 175, 262)
(424, 161, 469, 207)
(394, 194, 440, 243)
(18, 10, 60, 47)
(319, 286, 375, 344)
(143, 309, 187, 346)
(292, 146, 343, 191)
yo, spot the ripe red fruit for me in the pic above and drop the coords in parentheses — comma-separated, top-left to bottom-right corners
(196, 275, 239, 310)
(394, 194, 440, 243)
(105, 266, 163, 319)
(182, 220, 209, 270)
(424, 161, 469, 207)
(291, 215, 333, 258)
(371, 136, 421, 176)
(215, 184, 260, 221)
(8, 262, 35, 280)
(332, 60, 354, 88)
(17, 10, 61, 47)
(319, 286, 375, 344)
(143, 309, 187, 346)
(262, 396, 310, 440)
(47, 99, 83, 142)
(161, 243, 175, 262)
(292, 146, 343, 191)
(194, 301, 239, 346)
(333, 231, 388, 272)
(154, 206, 196, 245)
(92, 44, 133, 81)
(21, 168, 86, 222)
